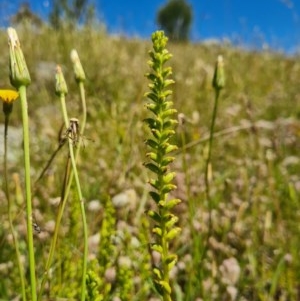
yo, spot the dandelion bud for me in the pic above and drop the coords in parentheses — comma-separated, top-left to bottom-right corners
(7, 27, 31, 88)
(212, 55, 225, 90)
(70, 49, 86, 83)
(55, 65, 68, 96)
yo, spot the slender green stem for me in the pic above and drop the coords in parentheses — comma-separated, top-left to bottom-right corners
(38, 155, 71, 301)
(78, 82, 87, 136)
(3, 109, 27, 301)
(68, 138, 88, 301)
(60, 95, 69, 127)
(19, 85, 37, 301)
(204, 89, 220, 233)
(161, 209, 172, 301)
(60, 94, 88, 301)
(39, 82, 88, 301)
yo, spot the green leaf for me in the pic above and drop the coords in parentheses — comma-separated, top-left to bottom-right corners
(149, 191, 161, 203)
(154, 280, 164, 295)
(146, 72, 157, 82)
(149, 179, 160, 190)
(145, 139, 158, 149)
(145, 162, 161, 174)
(166, 227, 181, 241)
(144, 118, 157, 129)
(147, 210, 161, 222)
(145, 92, 159, 103)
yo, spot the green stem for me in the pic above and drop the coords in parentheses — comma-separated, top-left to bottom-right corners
(60, 94, 88, 301)
(69, 140, 88, 301)
(193, 89, 221, 297)
(19, 85, 37, 301)
(78, 82, 87, 136)
(39, 84, 88, 301)
(38, 156, 71, 301)
(204, 88, 220, 233)
(3, 110, 27, 301)
(161, 207, 172, 301)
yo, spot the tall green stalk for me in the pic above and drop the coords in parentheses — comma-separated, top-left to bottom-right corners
(39, 59, 88, 300)
(204, 55, 225, 234)
(56, 65, 88, 301)
(2, 94, 27, 301)
(7, 27, 37, 301)
(144, 31, 181, 301)
(19, 85, 37, 300)
(68, 50, 89, 300)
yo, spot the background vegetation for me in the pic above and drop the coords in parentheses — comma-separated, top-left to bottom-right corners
(0, 23, 300, 300)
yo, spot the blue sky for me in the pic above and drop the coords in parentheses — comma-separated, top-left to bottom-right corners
(2, 0, 300, 53)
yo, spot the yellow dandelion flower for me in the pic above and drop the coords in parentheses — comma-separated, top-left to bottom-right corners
(0, 89, 19, 103)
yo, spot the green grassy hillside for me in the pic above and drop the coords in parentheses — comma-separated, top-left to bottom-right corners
(0, 25, 300, 300)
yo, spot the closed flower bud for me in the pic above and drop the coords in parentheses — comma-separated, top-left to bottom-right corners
(70, 49, 86, 83)
(7, 27, 31, 88)
(55, 65, 68, 96)
(212, 55, 225, 90)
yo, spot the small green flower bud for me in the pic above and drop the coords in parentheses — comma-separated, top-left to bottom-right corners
(7, 27, 31, 88)
(70, 49, 86, 83)
(55, 65, 68, 96)
(212, 55, 225, 90)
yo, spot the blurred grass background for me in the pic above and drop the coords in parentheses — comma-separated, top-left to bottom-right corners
(0, 25, 300, 300)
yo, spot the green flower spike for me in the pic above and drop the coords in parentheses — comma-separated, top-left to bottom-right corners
(7, 27, 31, 88)
(144, 31, 181, 301)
